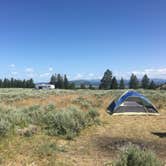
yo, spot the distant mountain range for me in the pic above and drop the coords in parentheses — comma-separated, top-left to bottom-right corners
(70, 79, 100, 87)
(70, 78, 166, 87)
(151, 78, 166, 85)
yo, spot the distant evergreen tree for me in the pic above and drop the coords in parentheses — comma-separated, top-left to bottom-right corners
(149, 80, 156, 89)
(26, 79, 30, 88)
(129, 74, 139, 89)
(141, 74, 150, 89)
(16, 80, 19, 88)
(80, 83, 86, 89)
(0, 78, 34, 88)
(69, 82, 75, 89)
(111, 77, 118, 89)
(50, 74, 76, 89)
(13, 79, 17, 88)
(99, 69, 112, 89)
(57, 74, 64, 89)
(10, 78, 14, 88)
(89, 84, 94, 89)
(3, 78, 8, 88)
(14, 79, 19, 88)
(50, 74, 57, 88)
(0, 79, 2, 88)
(29, 79, 35, 88)
(64, 74, 69, 89)
(6, 78, 11, 88)
(22, 79, 26, 88)
(25, 80, 28, 88)
(119, 78, 125, 89)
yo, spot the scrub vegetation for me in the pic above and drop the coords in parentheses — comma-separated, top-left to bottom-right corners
(113, 144, 163, 166)
(0, 88, 165, 165)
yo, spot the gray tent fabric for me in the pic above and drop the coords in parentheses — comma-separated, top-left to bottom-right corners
(107, 90, 159, 115)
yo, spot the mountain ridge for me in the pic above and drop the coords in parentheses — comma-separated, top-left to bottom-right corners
(70, 78, 166, 86)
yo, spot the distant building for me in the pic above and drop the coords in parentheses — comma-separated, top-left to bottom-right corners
(35, 83, 55, 90)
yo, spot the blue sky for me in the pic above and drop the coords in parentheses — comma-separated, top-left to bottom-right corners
(0, 0, 165, 81)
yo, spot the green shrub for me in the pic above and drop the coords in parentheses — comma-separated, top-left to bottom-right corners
(44, 108, 83, 139)
(87, 108, 100, 120)
(70, 107, 87, 126)
(0, 119, 11, 136)
(44, 104, 56, 111)
(9, 110, 28, 127)
(37, 143, 59, 156)
(72, 97, 92, 109)
(43, 107, 100, 139)
(0, 103, 100, 139)
(84, 108, 100, 126)
(8, 105, 42, 127)
(114, 144, 163, 166)
(37, 143, 66, 156)
(22, 105, 43, 125)
(0, 156, 2, 165)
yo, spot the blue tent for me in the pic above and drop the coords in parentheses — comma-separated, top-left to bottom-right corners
(107, 91, 158, 115)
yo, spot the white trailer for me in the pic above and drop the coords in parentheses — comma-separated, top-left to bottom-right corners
(35, 83, 55, 90)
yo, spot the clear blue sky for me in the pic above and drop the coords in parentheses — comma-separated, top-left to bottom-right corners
(0, 0, 165, 81)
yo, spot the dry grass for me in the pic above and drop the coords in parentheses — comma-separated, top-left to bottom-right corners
(0, 89, 165, 165)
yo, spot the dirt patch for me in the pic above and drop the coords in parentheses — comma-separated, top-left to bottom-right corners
(92, 136, 166, 159)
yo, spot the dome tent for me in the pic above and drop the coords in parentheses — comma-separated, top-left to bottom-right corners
(107, 90, 159, 115)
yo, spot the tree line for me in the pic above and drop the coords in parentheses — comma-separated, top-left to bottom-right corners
(49, 70, 157, 90)
(0, 78, 35, 88)
(99, 69, 157, 90)
(0, 70, 159, 90)
(50, 74, 97, 89)
(50, 74, 75, 89)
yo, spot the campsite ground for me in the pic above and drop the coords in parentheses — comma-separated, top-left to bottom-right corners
(0, 89, 165, 165)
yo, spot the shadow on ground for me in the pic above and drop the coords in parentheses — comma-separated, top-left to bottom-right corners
(92, 136, 166, 159)
(151, 132, 166, 138)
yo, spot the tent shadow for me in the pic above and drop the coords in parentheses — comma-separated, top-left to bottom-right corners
(151, 132, 166, 138)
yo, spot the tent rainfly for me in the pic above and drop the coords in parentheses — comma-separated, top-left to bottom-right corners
(107, 90, 159, 115)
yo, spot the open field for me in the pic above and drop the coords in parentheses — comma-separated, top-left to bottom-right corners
(0, 89, 165, 165)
